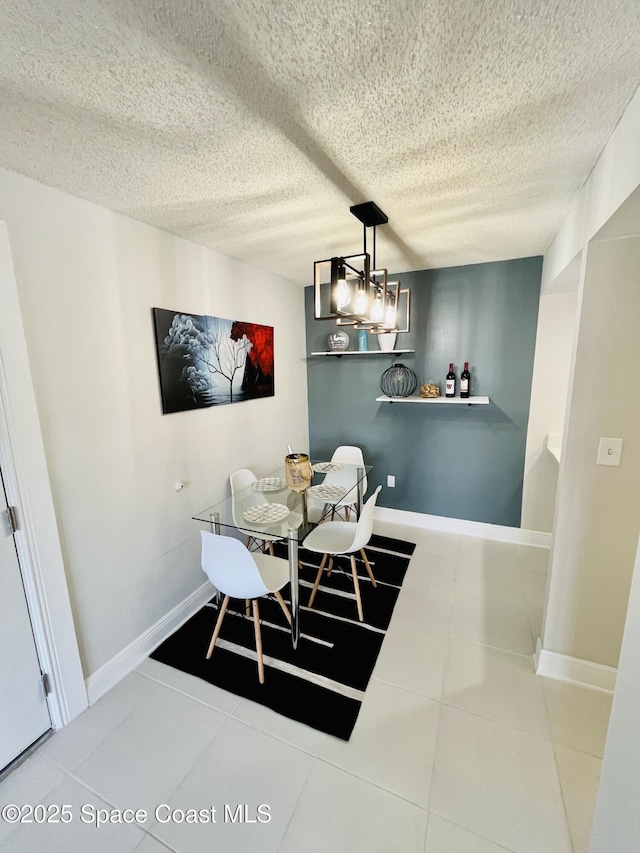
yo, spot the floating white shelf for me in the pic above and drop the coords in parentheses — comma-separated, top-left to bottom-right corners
(376, 394, 490, 406)
(311, 349, 415, 357)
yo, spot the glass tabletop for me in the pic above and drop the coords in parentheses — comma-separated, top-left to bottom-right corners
(192, 460, 372, 542)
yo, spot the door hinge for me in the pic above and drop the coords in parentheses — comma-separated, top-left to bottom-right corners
(40, 673, 51, 697)
(1, 506, 18, 536)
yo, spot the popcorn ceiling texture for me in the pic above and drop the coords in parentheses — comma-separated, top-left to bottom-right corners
(0, 0, 639, 283)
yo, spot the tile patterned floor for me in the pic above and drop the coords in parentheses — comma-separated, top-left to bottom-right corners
(0, 523, 612, 852)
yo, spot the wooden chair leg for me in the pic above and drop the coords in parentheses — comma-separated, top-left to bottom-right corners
(252, 599, 265, 684)
(206, 595, 230, 658)
(308, 553, 328, 608)
(273, 589, 292, 625)
(350, 555, 364, 621)
(245, 599, 251, 616)
(268, 541, 275, 556)
(361, 549, 377, 587)
(327, 556, 334, 576)
(345, 506, 350, 521)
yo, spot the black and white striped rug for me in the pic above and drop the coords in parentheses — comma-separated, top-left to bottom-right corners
(151, 534, 415, 740)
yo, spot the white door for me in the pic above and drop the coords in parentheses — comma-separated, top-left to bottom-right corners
(0, 463, 51, 771)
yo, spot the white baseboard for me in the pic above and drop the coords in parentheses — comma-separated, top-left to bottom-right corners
(85, 581, 214, 705)
(374, 506, 552, 548)
(534, 638, 617, 693)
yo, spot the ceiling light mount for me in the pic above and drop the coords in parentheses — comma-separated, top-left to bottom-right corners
(349, 201, 388, 228)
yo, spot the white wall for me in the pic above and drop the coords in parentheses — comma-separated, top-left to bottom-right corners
(542, 84, 640, 290)
(526, 83, 640, 540)
(535, 79, 640, 676)
(542, 233, 640, 667)
(0, 167, 310, 679)
(589, 533, 640, 852)
(534, 89, 640, 843)
(0, 223, 87, 724)
(520, 290, 577, 532)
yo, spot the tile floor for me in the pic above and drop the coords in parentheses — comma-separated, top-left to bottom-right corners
(0, 523, 612, 852)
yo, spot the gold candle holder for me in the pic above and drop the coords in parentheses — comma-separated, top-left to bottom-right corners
(285, 453, 312, 492)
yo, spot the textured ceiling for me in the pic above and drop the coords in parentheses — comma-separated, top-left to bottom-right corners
(1, 0, 640, 285)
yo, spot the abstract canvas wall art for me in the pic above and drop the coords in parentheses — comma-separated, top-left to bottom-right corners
(153, 308, 274, 414)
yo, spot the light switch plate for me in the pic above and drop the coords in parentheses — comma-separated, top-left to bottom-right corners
(597, 437, 623, 466)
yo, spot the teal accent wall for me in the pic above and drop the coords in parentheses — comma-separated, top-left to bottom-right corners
(305, 256, 543, 527)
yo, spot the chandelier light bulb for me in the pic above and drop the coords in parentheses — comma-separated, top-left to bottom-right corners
(354, 285, 368, 315)
(370, 292, 384, 324)
(335, 269, 350, 311)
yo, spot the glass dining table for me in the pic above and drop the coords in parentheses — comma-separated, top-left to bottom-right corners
(192, 460, 371, 649)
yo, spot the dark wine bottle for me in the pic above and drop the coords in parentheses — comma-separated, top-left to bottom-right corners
(445, 363, 456, 397)
(460, 362, 470, 398)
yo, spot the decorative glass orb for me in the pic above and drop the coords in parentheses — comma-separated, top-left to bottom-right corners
(380, 363, 417, 397)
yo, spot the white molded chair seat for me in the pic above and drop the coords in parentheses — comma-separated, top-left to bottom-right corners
(302, 485, 381, 622)
(230, 467, 283, 553)
(200, 530, 291, 683)
(311, 445, 368, 520)
(303, 521, 357, 554)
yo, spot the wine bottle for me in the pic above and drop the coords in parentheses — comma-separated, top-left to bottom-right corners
(460, 362, 470, 398)
(445, 363, 456, 397)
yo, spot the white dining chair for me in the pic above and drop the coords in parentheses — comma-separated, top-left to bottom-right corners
(200, 531, 291, 684)
(230, 467, 283, 554)
(312, 445, 368, 521)
(302, 485, 382, 622)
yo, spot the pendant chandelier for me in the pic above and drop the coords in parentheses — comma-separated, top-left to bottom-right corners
(313, 202, 402, 334)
